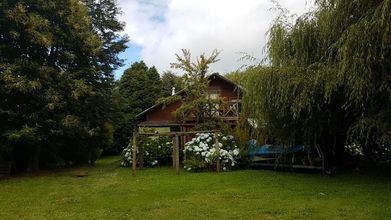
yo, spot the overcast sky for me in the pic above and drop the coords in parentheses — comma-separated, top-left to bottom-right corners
(115, 0, 315, 79)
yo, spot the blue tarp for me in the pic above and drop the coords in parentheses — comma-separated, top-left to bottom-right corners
(248, 140, 305, 157)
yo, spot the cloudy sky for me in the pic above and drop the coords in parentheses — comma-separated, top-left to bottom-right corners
(115, 0, 315, 79)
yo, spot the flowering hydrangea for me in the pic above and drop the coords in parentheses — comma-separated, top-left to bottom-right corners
(183, 133, 240, 172)
(345, 143, 364, 157)
(121, 136, 172, 167)
(121, 143, 133, 167)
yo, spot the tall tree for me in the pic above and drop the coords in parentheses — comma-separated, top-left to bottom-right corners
(161, 71, 183, 97)
(242, 0, 391, 166)
(114, 61, 162, 149)
(170, 49, 221, 129)
(81, 0, 128, 80)
(0, 0, 126, 171)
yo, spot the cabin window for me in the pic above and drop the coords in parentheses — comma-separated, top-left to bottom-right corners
(208, 89, 220, 99)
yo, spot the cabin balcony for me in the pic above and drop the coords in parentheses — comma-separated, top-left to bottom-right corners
(183, 100, 241, 123)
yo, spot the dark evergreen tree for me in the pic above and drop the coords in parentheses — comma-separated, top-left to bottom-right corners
(114, 61, 162, 150)
(0, 0, 127, 171)
(161, 71, 183, 97)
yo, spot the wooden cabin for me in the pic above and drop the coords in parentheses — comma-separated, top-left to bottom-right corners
(136, 73, 243, 133)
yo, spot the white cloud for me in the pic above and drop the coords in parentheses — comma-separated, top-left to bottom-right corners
(118, 0, 314, 74)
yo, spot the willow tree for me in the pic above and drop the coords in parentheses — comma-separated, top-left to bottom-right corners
(242, 0, 391, 166)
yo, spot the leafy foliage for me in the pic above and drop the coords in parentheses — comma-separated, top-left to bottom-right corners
(121, 136, 172, 167)
(0, 0, 127, 170)
(169, 49, 224, 129)
(183, 133, 240, 172)
(114, 61, 162, 150)
(242, 0, 391, 166)
(161, 71, 183, 97)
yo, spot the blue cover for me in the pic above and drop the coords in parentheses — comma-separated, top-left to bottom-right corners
(286, 145, 305, 154)
(248, 140, 305, 157)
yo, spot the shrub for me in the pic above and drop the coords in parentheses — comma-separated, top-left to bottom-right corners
(121, 136, 172, 167)
(183, 133, 240, 172)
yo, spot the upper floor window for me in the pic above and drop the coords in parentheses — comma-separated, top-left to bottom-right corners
(208, 89, 220, 100)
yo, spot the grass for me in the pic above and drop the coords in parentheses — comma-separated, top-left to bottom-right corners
(0, 156, 390, 220)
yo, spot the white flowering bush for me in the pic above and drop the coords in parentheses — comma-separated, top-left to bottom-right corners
(183, 133, 240, 172)
(121, 136, 172, 167)
(121, 142, 133, 167)
(345, 143, 364, 157)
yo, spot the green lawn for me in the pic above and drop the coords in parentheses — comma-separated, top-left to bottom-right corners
(0, 156, 390, 220)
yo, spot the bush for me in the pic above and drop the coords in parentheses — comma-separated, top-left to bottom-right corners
(121, 136, 172, 167)
(183, 133, 240, 172)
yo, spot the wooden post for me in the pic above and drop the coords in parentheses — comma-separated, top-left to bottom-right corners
(172, 136, 176, 168)
(214, 132, 220, 172)
(181, 127, 186, 161)
(175, 134, 180, 175)
(132, 132, 137, 176)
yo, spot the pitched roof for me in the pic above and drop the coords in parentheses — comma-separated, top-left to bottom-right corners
(136, 73, 242, 118)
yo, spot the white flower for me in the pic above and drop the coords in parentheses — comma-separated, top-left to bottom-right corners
(187, 167, 191, 171)
(233, 149, 240, 156)
(145, 151, 149, 156)
(222, 136, 227, 141)
(223, 167, 227, 171)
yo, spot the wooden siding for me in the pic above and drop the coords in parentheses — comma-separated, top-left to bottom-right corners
(138, 74, 242, 127)
(146, 101, 181, 122)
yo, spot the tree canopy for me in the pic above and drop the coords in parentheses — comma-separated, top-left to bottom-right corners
(169, 49, 224, 130)
(0, 0, 127, 171)
(161, 71, 183, 97)
(241, 0, 391, 166)
(114, 61, 162, 149)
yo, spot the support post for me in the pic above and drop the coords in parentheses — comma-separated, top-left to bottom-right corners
(172, 136, 176, 168)
(214, 132, 220, 172)
(175, 134, 180, 175)
(132, 132, 137, 176)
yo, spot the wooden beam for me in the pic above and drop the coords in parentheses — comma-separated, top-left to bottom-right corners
(214, 132, 220, 173)
(137, 130, 219, 136)
(172, 136, 176, 169)
(132, 132, 137, 176)
(175, 135, 180, 175)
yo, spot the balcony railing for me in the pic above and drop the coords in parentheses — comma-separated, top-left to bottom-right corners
(183, 100, 241, 122)
(218, 100, 240, 118)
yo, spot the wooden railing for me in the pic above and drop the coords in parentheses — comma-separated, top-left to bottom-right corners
(183, 100, 241, 122)
(219, 100, 240, 118)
